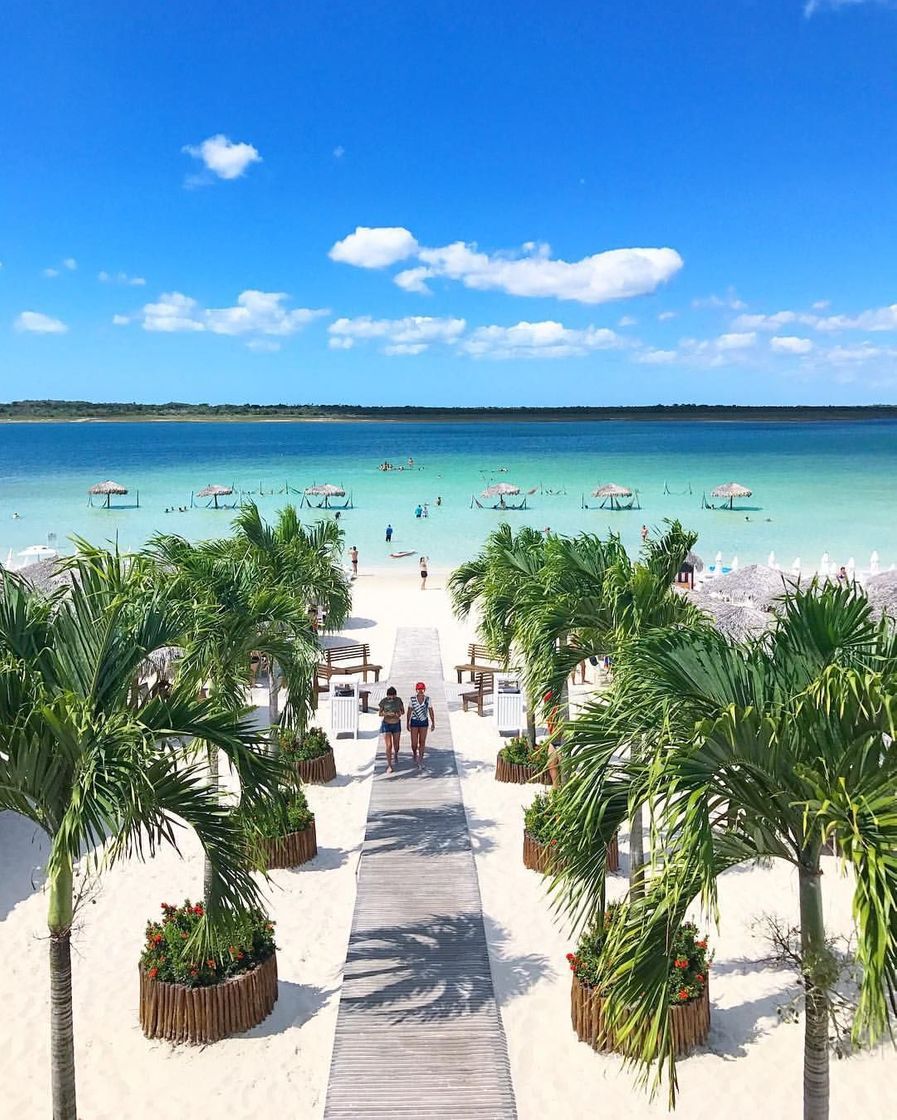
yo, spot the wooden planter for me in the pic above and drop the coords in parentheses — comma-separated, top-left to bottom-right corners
(571, 975, 710, 1057)
(523, 830, 619, 874)
(140, 951, 278, 1044)
(257, 820, 317, 870)
(495, 752, 551, 785)
(295, 747, 336, 784)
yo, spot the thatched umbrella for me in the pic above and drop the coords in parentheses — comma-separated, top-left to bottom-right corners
(139, 645, 183, 679)
(89, 479, 129, 509)
(16, 558, 72, 595)
(305, 483, 346, 497)
(710, 481, 752, 510)
(196, 483, 234, 510)
(482, 483, 521, 498)
(592, 482, 634, 511)
(686, 550, 704, 573)
(705, 563, 796, 608)
(864, 570, 897, 620)
(694, 597, 772, 641)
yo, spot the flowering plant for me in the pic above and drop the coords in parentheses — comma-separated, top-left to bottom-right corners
(278, 725, 331, 762)
(524, 789, 563, 845)
(566, 908, 710, 1006)
(140, 900, 276, 988)
(499, 735, 549, 770)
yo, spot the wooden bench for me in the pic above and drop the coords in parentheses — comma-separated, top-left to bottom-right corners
(455, 643, 505, 683)
(461, 672, 494, 716)
(317, 643, 382, 684)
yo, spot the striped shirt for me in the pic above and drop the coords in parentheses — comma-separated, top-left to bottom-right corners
(408, 695, 430, 721)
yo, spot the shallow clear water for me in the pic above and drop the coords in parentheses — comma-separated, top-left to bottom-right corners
(0, 419, 894, 571)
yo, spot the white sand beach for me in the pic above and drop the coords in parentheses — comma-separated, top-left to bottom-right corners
(1, 569, 895, 1118)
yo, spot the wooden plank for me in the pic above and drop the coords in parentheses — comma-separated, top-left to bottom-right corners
(323, 627, 517, 1120)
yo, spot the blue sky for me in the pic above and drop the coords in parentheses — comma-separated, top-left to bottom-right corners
(3, 0, 897, 406)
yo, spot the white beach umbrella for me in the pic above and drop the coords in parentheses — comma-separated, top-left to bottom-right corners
(847, 557, 855, 578)
(18, 544, 57, 561)
(791, 557, 801, 576)
(731, 555, 739, 571)
(819, 552, 830, 577)
(767, 551, 777, 569)
(870, 550, 881, 575)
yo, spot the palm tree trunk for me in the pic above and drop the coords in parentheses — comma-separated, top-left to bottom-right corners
(799, 861, 830, 1120)
(526, 691, 537, 748)
(203, 745, 219, 906)
(48, 853, 77, 1120)
(268, 659, 279, 730)
(629, 802, 645, 900)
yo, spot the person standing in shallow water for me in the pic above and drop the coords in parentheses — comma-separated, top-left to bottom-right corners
(378, 687, 404, 773)
(407, 681, 435, 766)
(349, 545, 358, 576)
(385, 524, 393, 543)
(419, 555, 429, 590)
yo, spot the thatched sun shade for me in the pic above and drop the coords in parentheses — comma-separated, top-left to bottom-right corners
(196, 483, 234, 509)
(481, 483, 521, 498)
(592, 483, 633, 498)
(694, 597, 772, 641)
(304, 483, 346, 497)
(89, 479, 129, 508)
(710, 481, 752, 510)
(704, 563, 795, 608)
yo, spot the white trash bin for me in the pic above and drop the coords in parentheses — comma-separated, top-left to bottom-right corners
(494, 672, 524, 736)
(330, 675, 361, 740)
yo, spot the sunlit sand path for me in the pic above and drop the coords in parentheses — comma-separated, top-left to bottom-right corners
(323, 626, 517, 1119)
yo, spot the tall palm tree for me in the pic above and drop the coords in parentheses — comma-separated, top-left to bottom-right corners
(554, 583, 897, 1120)
(449, 524, 547, 745)
(0, 551, 282, 1120)
(225, 503, 351, 722)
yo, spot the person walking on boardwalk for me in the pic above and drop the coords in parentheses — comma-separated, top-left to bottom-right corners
(349, 545, 358, 576)
(378, 686, 405, 773)
(419, 555, 429, 590)
(407, 681, 435, 766)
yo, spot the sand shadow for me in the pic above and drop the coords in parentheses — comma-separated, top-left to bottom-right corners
(290, 846, 352, 874)
(343, 617, 376, 630)
(706, 986, 801, 1058)
(340, 913, 549, 1024)
(0, 812, 50, 921)
(245, 980, 336, 1038)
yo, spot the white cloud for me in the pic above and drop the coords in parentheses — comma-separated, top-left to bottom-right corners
(329, 226, 683, 305)
(716, 331, 756, 351)
(461, 321, 624, 360)
(692, 289, 746, 311)
(333, 145, 345, 159)
(43, 258, 77, 278)
(824, 343, 897, 364)
(657, 310, 677, 322)
(814, 304, 897, 332)
(732, 310, 804, 331)
(811, 299, 831, 311)
(112, 314, 130, 326)
(618, 315, 637, 327)
(99, 270, 146, 286)
(329, 227, 420, 269)
(131, 290, 328, 337)
(771, 335, 814, 354)
(182, 134, 261, 181)
(634, 348, 677, 365)
(15, 311, 68, 334)
(328, 315, 465, 354)
(246, 339, 282, 353)
(42, 268, 60, 278)
(805, 0, 895, 16)
(63, 257, 77, 271)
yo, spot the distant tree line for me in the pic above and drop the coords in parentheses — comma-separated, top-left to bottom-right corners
(2, 399, 897, 422)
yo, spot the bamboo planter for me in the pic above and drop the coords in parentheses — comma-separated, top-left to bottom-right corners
(495, 752, 551, 785)
(295, 748, 336, 784)
(523, 830, 619, 874)
(257, 820, 317, 870)
(139, 951, 278, 1043)
(571, 975, 710, 1057)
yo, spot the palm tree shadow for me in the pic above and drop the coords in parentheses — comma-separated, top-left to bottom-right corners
(707, 985, 801, 1058)
(342, 617, 376, 630)
(364, 803, 497, 857)
(341, 913, 549, 1024)
(244, 980, 336, 1038)
(0, 813, 50, 920)
(289, 846, 352, 873)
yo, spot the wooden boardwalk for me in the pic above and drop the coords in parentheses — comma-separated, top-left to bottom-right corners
(323, 627, 517, 1120)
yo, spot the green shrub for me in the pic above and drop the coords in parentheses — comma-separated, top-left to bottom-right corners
(499, 734, 549, 770)
(242, 784, 315, 840)
(140, 900, 276, 988)
(567, 907, 710, 1005)
(524, 789, 562, 844)
(278, 725, 331, 762)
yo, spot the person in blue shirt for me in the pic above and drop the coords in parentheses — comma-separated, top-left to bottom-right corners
(385, 524, 393, 542)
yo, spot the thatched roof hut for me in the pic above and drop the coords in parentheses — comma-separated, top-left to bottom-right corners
(704, 563, 797, 608)
(593, 483, 633, 498)
(695, 597, 772, 641)
(710, 481, 752, 510)
(686, 550, 705, 573)
(864, 570, 897, 620)
(88, 479, 129, 508)
(15, 558, 72, 595)
(196, 483, 234, 509)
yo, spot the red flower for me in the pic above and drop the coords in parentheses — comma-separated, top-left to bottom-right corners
(193, 904, 204, 916)
(190, 968, 199, 978)
(696, 939, 707, 950)
(566, 953, 574, 961)
(207, 959, 217, 969)
(695, 974, 704, 983)
(148, 967, 158, 979)
(674, 958, 688, 970)
(678, 989, 689, 1001)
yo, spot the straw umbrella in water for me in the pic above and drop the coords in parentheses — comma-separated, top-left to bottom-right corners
(710, 481, 752, 510)
(303, 483, 347, 509)
(196, 483, 234, 510)
(88, 479, 129, 509)
(482, 482, 521, 498)
(592, 482, 637, 511)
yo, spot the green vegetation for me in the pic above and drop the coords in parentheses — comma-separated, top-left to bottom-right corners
(4, 399, 897, 422)
(278, 725, 332, 762)
(499, 735, 548, 769)
(523, 789, 562, 844)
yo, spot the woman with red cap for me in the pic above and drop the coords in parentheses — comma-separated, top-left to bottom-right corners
(407, 681, 436, 766)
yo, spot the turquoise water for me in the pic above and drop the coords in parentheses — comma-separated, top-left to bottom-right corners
(0, 420, 895, 571)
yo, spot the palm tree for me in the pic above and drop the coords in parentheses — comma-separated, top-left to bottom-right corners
(225, 502, 351, 722)
(515, 520, 699, 891)
(0, 551, 282, 1120)
(554, 583, 897, 1120)
(448, 524, 547, 745)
